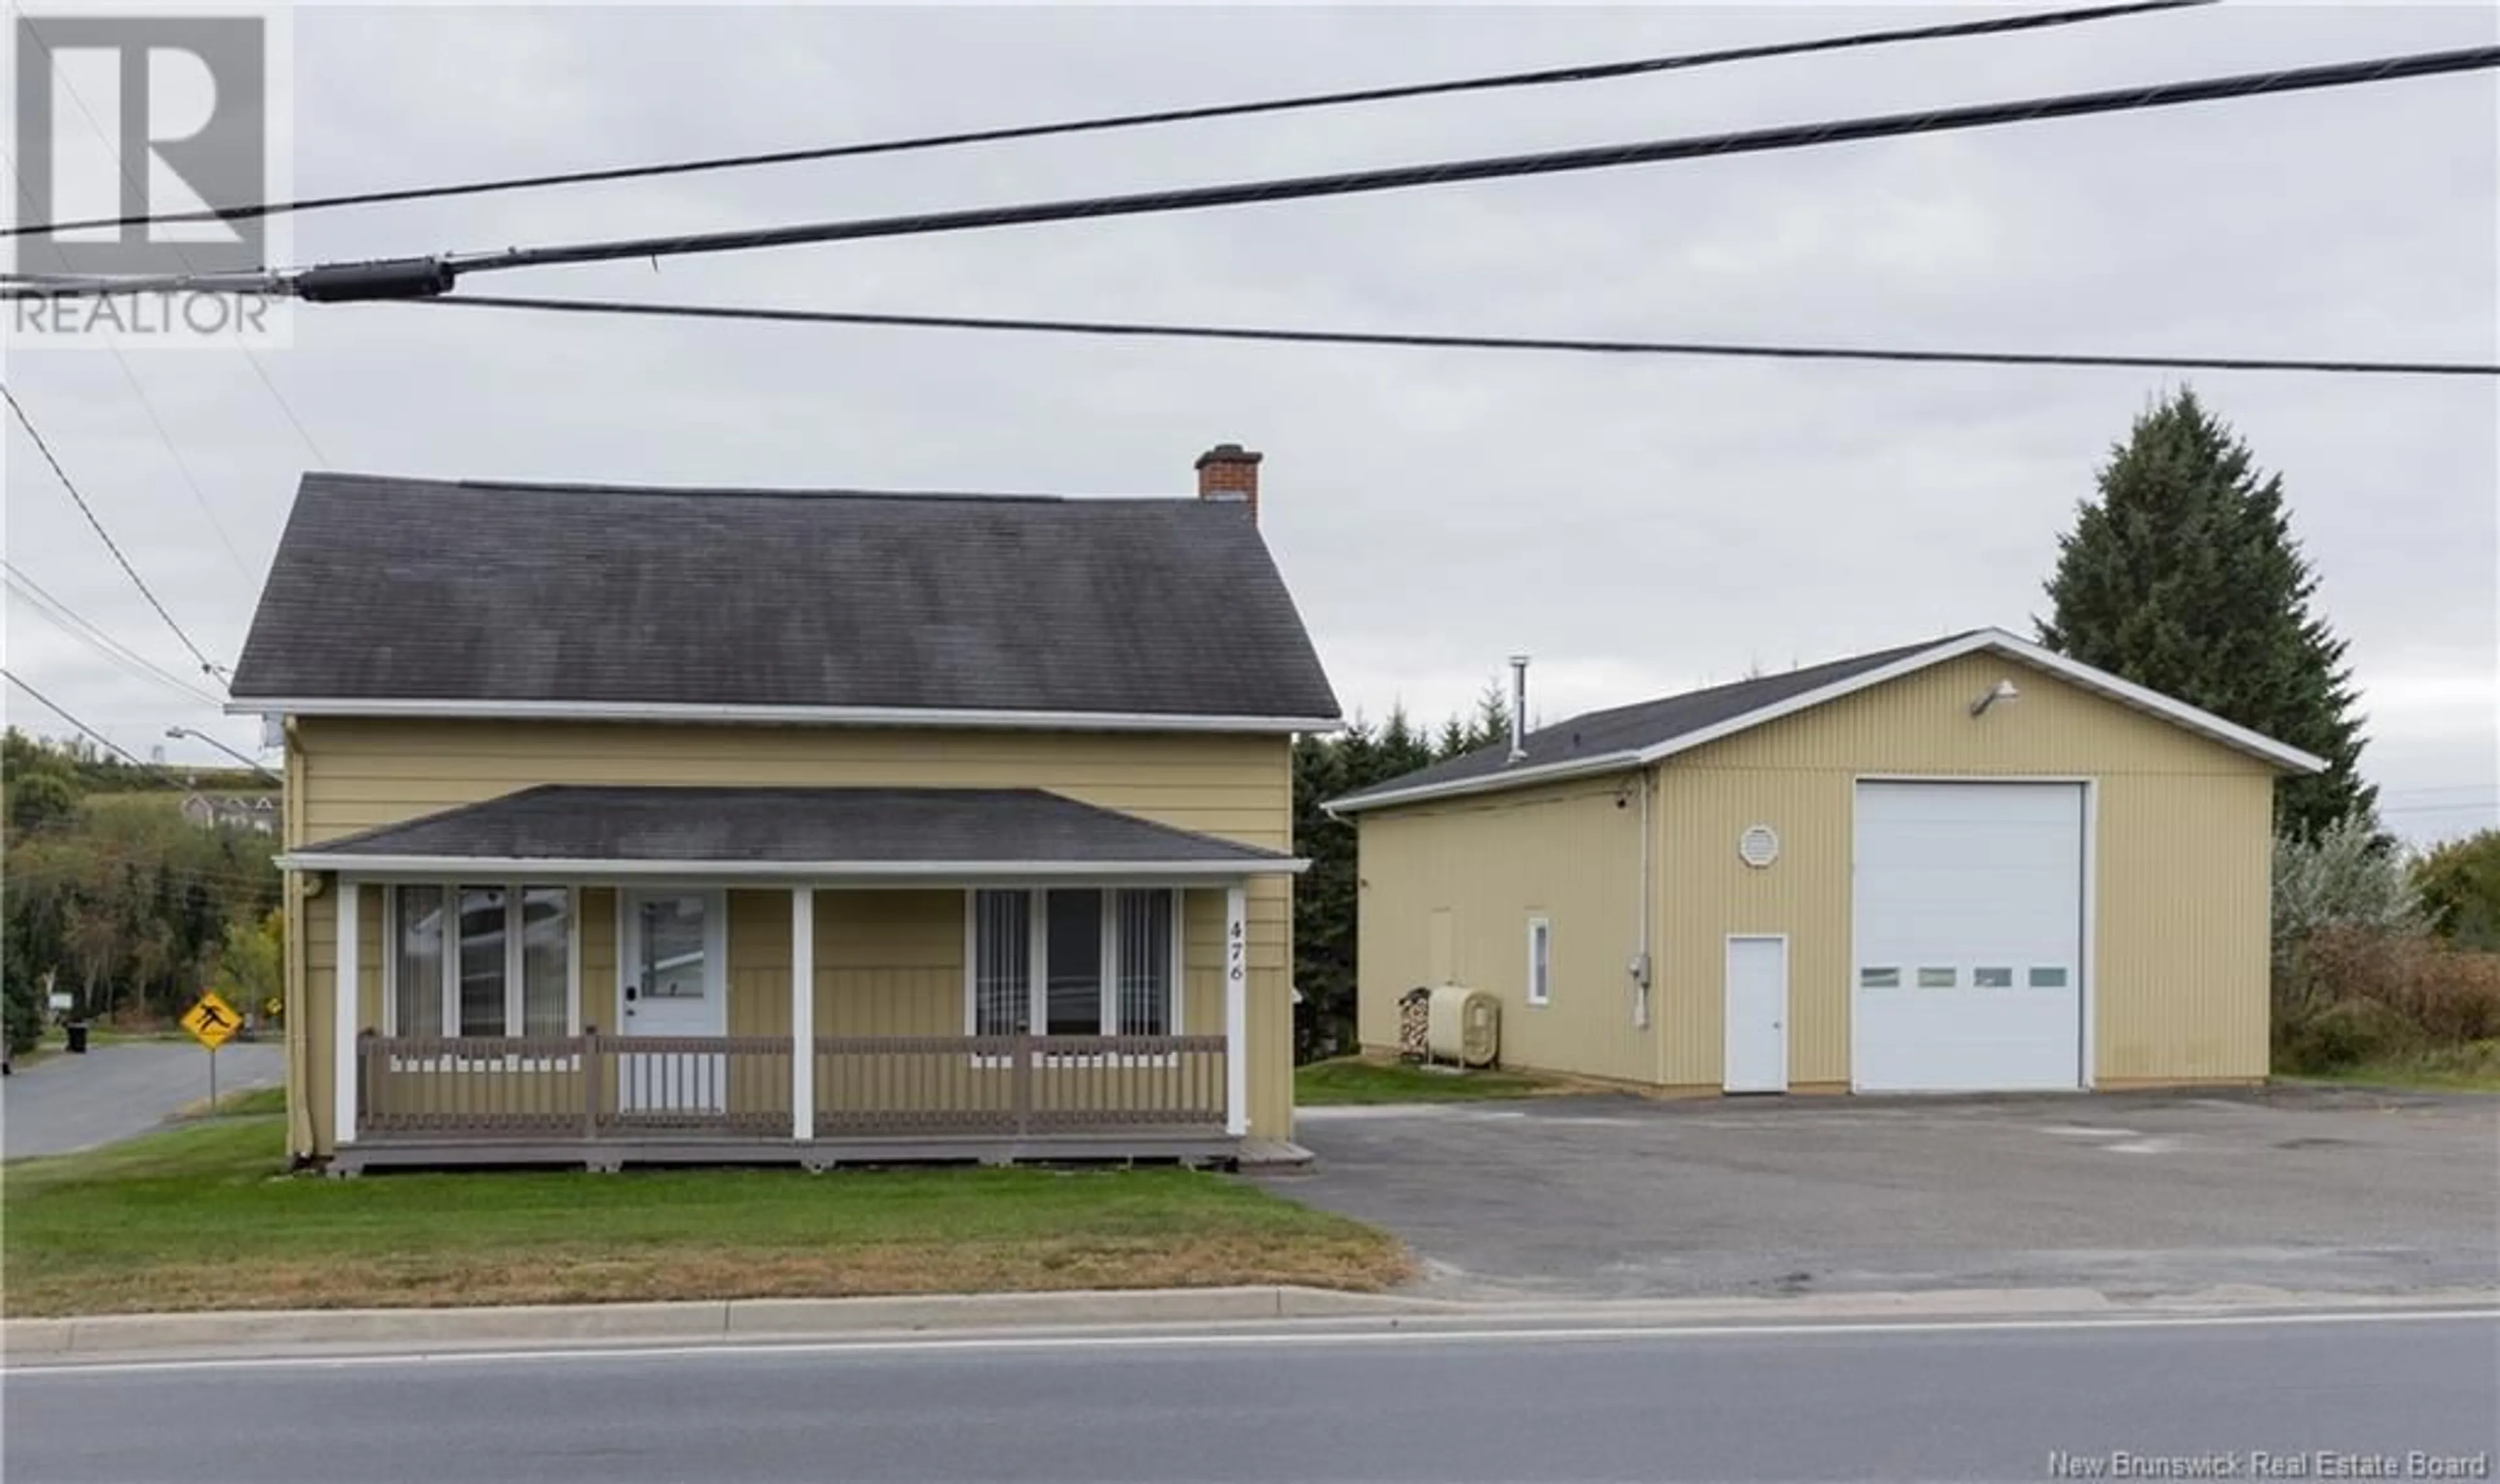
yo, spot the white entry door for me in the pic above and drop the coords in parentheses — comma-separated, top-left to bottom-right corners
(1852, 782, 2085, 1093)
(1723, 935, 1790, 1093)
(620, 889, 727, 1112)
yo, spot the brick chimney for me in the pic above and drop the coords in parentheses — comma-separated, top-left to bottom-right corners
(1195, 442, 1264, 523)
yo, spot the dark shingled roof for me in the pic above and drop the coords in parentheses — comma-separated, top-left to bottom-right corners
(230, 474, 1341, 721)
(1329, 635, 1969, 810)
(296, 786, 1295, 867)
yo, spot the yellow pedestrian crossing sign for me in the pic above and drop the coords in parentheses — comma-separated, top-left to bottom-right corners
(182, 991, 242, 1051)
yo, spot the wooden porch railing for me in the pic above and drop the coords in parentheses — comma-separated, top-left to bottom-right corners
(354, 1031, 1228, 1142)
(355, 1030, 790, 1138)
(814, 1034, 1229, 1137)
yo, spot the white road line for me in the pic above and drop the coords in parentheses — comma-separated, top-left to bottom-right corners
(10, 1308, 2494, 1379)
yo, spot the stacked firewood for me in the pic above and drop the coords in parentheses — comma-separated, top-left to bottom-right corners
(1397, 987, 1431, 1060)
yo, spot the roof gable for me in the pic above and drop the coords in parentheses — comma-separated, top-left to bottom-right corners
(1326, 628, 2325, 814)
(230, 474, 1340, 726)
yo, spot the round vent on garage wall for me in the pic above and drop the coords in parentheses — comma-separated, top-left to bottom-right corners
(1738, 825, 1781, 869)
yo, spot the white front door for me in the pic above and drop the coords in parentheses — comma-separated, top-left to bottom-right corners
(1852, 782, 2086, 1093)
(620, 889, 727, 1112)
(1723, 935, 1789, 1093)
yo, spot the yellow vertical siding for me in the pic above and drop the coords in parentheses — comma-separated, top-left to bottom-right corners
(579, 888, 616, 1030)
(292, 719, 1296, 1151)
(1654, 651, 2278, 1090)
(817, 889, 961, 1036)
(1354, 776, 1655, 1084)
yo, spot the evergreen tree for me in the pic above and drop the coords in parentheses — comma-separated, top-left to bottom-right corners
(2038, 388, 2374, 836)
(1376, 706, 1434, 780)
(1290, 726, 1358, 1060)
(1467, 679, 1514, 753)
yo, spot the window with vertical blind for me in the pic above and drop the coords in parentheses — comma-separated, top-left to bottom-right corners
(971, 888, 1031, 1037)
(387, 884, 573, 1036)
(969, 888, 1177, 1038)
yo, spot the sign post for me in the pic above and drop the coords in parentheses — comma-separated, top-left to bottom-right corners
(181, 991, 242, 1112)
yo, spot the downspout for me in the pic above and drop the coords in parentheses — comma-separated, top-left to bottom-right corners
(1633, 766, 1652, 1032)
(282, 715, 312, 1163)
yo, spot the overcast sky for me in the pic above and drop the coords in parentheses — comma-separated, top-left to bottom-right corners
(3, 3, 2492, 842)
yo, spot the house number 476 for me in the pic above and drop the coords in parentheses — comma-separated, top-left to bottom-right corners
(1227, 920, 1246, 983)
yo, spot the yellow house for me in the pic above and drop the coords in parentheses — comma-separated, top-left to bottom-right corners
(1327, 631, 2324, 1097)
(231, 445, 1338, 1172)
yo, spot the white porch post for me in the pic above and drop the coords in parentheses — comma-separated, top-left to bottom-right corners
(333, 876, 359, 1148)
(1224, 883, 1248, 1138)
(791, 886, 816, 1143)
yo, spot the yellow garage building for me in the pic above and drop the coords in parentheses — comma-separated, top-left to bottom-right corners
(1326, 629, 2324, 1095)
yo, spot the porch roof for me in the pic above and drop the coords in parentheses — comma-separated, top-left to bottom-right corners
(277, 786, 1304, 881)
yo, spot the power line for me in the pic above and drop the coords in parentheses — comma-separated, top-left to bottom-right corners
(1, 667, 154, 770)
(0, 150, 252, 576)
(100, 350, 255, 578)
(2, 385, 226, 678)
(10, 44, 2495, 304)
(2, 23, 331, 471)
(2, 560, 229, 707)
(411, 293, 2500, 378)
(0, 1, 2211, 241)
(356, 45, 2500, 292)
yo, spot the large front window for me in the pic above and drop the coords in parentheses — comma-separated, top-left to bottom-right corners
(389, 884, 572, 1037)
(969, 888, 1176, 1038)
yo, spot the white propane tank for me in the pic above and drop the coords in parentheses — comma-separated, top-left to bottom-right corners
(1425, 985, 1501, 1068)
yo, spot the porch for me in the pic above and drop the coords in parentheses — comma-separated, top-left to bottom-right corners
(283, 785, 1298, 1172)
(344, 1031, 1234, 1172)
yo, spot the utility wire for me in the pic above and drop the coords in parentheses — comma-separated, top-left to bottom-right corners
(11, 44, 2497, 303)
(0, 0, 2211, 241)
(3, 560, 230, 707)
(2, 385, 226, 678)
(0, 161, 257, 574)
(100, 350, 256, 579)
(414, 294, 2500, 378)
(1, 26, 333, 470)
(1, 667, 154, 770)
(418, 45, 2500, 284)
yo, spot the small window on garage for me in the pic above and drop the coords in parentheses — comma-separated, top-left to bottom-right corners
(1973, 967, 2014, 989)
(1525, 916, 1552, 1006)
(2029, 966, 2070, 989)
(1859, 967, 1900, 989)
(1917, 967, 1958, 989)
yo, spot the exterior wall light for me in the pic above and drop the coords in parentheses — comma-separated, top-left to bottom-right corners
(1970, 678, 2021, 717)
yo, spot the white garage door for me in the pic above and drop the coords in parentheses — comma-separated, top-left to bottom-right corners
(1852, 782, 2085, 1092)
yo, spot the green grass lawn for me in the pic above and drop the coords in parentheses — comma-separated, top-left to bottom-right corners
(1295, 1056, 1557, 1106)
(2283, 1039, 2500, 1094)
(167, 1084, 288, 1120)
(0, 1115, 1408, 1317)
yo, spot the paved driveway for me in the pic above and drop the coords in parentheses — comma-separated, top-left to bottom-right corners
(1267, 1089, 2500, 1302)
(2, 1041, 285, 1160)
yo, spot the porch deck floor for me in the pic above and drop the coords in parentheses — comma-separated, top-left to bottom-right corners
(335, 1129, 1243, 1173)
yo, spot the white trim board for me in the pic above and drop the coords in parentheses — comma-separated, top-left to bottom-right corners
(1325, 626, 2326, 816)
(287, 855, 1305, 882)
(231, 696, 1340, 734)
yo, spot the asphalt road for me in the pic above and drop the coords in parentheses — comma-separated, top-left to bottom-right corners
(1278, 1090, 2500, 1300)
(1, 1041, 284, 1159)
(6, 1312, 2492, 1483)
